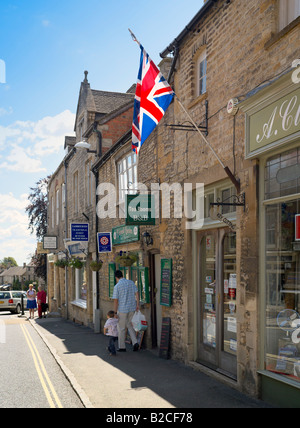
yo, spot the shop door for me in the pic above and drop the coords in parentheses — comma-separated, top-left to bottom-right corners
(197, 229, 237, 379)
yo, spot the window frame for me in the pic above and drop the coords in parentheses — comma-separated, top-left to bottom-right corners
(117, 152, 138, 204)
(196, 50, 207, 98)
(279, 0, 300, 31)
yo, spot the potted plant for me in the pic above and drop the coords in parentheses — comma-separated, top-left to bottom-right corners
(115, 251, 138, 267)
(54, 259, 69, 269)
(89, 260, 103, 272)
(69, 257, 84, 269)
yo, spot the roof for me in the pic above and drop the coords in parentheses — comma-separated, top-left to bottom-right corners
(0, 266, 26, 277)
(160, 0, 216, 57)
(74, 72, 135, 131)
(91, 90, 134, 115)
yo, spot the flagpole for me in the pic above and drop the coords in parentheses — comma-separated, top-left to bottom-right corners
(174, 95, 225, 169)
(175, 95, 240, 193)
(128, 29, 240, 193)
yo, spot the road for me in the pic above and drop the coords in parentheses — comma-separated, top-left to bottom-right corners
(0, 311, 84, 408)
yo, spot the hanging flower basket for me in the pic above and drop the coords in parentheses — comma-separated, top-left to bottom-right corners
(90, 260, 103, 272)
(54, 259, 69, 269)
(115, 252, 138, 267)
(69, 257, 84, 270)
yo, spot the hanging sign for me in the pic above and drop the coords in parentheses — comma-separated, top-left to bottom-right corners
(70, 223, 89, 242)
(125, 194, 155, 226)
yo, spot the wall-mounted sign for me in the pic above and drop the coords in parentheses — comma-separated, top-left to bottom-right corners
(97, 232, 112, 253)
(43, 236, 57, 250)
(112, 225, 139, 245)
(70, 223, 89, 242)
(241, 71, 300, 159)
(125, 194, 155, 226)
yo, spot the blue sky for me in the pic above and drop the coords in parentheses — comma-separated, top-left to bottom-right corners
(0, 0, 204, 265)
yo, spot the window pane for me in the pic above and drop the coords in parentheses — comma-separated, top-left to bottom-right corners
(200, 235, 216, 348)
(265, 201, 300, 384)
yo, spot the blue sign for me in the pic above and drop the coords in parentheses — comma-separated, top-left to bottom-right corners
(97, 232, 112, 253)
(70, 223, 89, 242)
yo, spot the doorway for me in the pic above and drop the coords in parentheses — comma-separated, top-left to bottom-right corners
(197, 228, 237, 379)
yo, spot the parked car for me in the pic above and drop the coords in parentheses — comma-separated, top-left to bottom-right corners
(0, 291, 27, 314)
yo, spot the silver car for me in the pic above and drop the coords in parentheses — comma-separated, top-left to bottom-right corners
(0, 291, 27, 314)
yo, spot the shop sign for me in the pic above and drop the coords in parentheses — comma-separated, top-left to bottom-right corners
(43, 236, 57, 250)
(241, 71, 300, 159)
(125, 194, 155, 226)
(249, 86, 300, 156)
(112, 225, 140, 245)
(70, 223, 89, 242)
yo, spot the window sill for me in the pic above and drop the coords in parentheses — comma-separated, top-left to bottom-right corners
(265, 16, 300, 49)
(71, 299, 87, 310)
(187, 92, 208, 110)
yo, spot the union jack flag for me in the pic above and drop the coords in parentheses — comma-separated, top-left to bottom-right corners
(132, 44, 174, 154)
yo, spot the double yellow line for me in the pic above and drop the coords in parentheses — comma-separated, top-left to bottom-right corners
(20, 324, 63, 408)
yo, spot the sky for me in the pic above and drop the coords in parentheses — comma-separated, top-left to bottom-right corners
(0, 0, 204, 265)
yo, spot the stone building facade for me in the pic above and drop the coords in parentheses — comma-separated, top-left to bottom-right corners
(47, 73, 134, 326)
(46, 0, 300, 407)
(151, 0, 300, 405)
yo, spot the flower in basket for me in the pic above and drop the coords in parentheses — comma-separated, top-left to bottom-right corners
(89, 260, 103, 272)
(69, 257, 84, 269)
(115, 251, 138, 267)
(54, 259, 69, 269)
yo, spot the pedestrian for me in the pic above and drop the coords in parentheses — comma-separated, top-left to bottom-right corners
(37, 286, 47, 319)
(113, 270, 140, 352)
(26, 284, 37, 319)
(103, 310, 118, 356)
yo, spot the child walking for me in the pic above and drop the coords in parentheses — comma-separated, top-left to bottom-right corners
(104, 311, 118, 356)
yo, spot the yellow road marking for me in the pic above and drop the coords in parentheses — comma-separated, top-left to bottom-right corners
(20, 324, 63, 408)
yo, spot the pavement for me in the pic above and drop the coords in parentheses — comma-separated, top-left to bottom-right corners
(28, 316, 272, 409)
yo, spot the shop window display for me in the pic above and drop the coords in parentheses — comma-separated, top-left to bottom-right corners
(264, 148, 300, 383)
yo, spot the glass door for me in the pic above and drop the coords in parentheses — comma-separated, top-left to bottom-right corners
(198, 231, 218, 368)
(197, 229, 237, 378)
(220, 231, 237, 378)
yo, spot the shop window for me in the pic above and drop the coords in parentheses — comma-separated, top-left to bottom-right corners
(117, 152, 138, 203)
(264, 148, 300, 200)
(263, 148, 300, 384)
(109, 261, 150, 304)
(72, 265, 87, 308)
(279, 0, 300, 31)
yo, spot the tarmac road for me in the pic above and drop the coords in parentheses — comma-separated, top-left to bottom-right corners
(0, 312, 84, 408)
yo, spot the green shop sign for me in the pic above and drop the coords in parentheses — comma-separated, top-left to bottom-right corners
(112, 225, 140, 245)
(125, 194, 156, 226)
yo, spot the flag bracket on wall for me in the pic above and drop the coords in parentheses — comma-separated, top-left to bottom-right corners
(165, 100, 208, 136)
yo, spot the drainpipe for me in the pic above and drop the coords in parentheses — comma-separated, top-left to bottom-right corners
(93, 125, 102, 310)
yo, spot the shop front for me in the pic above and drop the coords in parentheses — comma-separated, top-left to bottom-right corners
(194, 180, 238, 380)
(102, 224, 156, 349)
(242, 70, 300, 407)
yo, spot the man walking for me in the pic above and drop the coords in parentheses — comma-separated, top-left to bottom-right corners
(113, 270, 140, 352)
